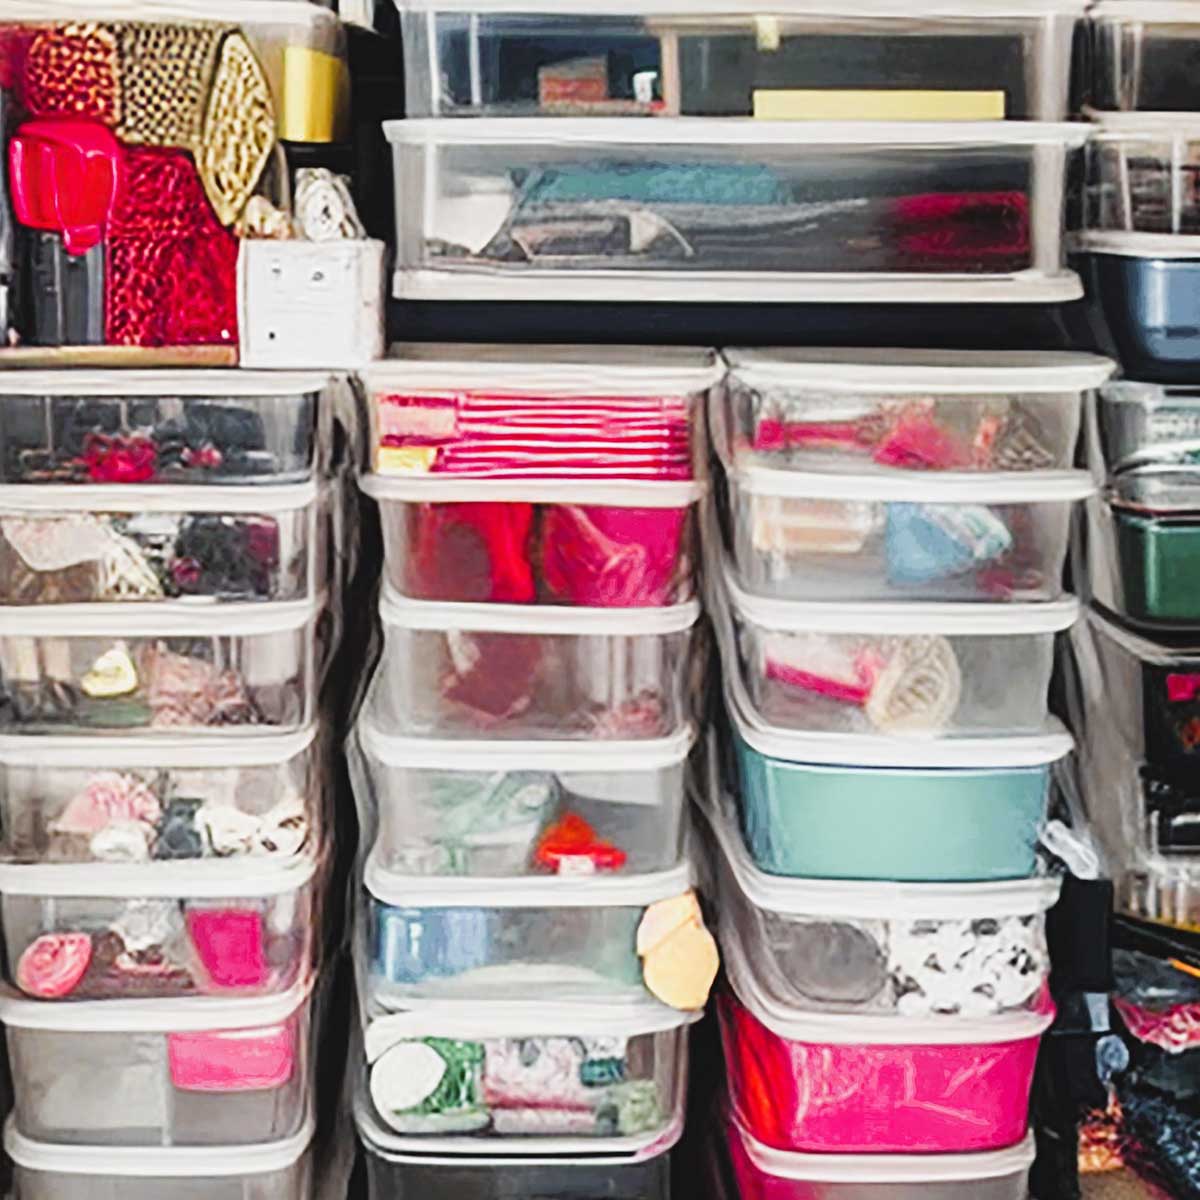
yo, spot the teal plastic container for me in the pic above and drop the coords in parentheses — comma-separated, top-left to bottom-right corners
(732, 713, 1073, 884)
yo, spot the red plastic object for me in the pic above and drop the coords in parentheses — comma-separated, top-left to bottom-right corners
(534, 812, 627, 873)
(8, 118, 119, 256)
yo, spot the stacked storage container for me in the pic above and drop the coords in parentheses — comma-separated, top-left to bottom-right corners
(703, 347, 1113, 1197)
(0, 2, 374, 1195)
(350, 344, 722, 1199)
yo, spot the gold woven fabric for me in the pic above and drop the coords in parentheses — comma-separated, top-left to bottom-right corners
(197, 32, 277, 227)
(112, 20, 229, 150)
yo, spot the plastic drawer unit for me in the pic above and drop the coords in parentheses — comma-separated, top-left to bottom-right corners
(718, 935, 1052, 1155)
(1089, 381, 1200, 479)
(0, 853, 320, 1001)
(359, 995, 694, 1147)
(0, 482, 324, 605)
(386, 119, 1087, 304)
(399, 0, 1084, 120)
(364, 854, 717, 1010)
(2, 980, 313, 1145)
(358, 1100, 676, 1199)
(0, 725, 319, 865)
(1089, 1, 1200, 114)
(363, 343, 719, 480)
(373, 586, 700, 740)
(715, 691, 1073, 882)
(716, 348, 1114, 477)
(0, 371, 330, 485)
(353, 703, 691, 877)
(7, 1120, 313, 1200)
(718, 462, 1092, 603)
(0, 598, 327, 733)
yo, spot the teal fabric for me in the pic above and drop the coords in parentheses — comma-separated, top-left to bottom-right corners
(736, 733, 1049, 883)
(521, 163, 793, 207)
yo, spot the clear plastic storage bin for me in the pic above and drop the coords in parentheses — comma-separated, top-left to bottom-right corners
(718, 936, 1051, 1154)
(364, 344, 718, 480)
(0, 853, 319, 1000)
(720, 691, 1073, 883)
(1089, 381, 1200, 477)
(374, 586, 700, 739)
(360, 996, 693, 1146)
(724, 1116, 1038, 1200)
(0, 371, 328, 485)
(7, 1120, 313, 1200)
(699, 799, 1058, 1019)
(359, 1101, 675, 1199)
(0, 598, 325, 733)
(0, 726, 319, 865)
(0, 483, 322, 605)
(353, 702, 691, 876)
(717, 348, 1113, 476)
(399, 0, 1084, 120)
(1090, 1, 1200, 114)
(362, 475, 703, 607)
(386, 119, 1087, 303)
(364, 854, 716, 1009)
(721, 463, 1091, 602)
(2, 980, 313, 1145)
(718, 564, 1077, 736)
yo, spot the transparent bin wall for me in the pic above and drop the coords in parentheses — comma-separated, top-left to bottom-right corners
(1087, 134, 1200, 235)
(377, 623, 696, 739)
(0, 881, 316, 1000)
(0, 390, 318, 485)
(364, 1140, 671, 1199)
(402, 11, 1076, 119)
(13, 1157, 310, 1200)
(7, 1004, 310, 1145)
(366, 756, 686, 877)
(718, 377, 1082, 475)
(715, 853, 1051, 1019)
(727, 487, 1074, 602)
(1090, 382, 1200, 477)
(0, 627, 317, 733)
(718, 991, 1041, 1154)
(0, 744, 318, 864)
(733, 617, 1056, 736)
(0, 502, 316, 605)
(377, 498, 698, 607)
(366, 896, 646, 1004)
(364, 1023, 685, 1138)
(394, 137, 1069, 281)
(1092, 17, 1200, 112)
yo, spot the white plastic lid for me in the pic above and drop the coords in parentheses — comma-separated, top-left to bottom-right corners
(379, 585, 700, 636)
(1076, 230, 1200, 261)
(723, 926, 1055, 1046)
(397, 0, 1083, 14)
(365, 847, 692, 908)
(361, 473, 705, 507)
(1091, 1, 1200, 21)
(387, 118, 1089, 149)
(6, 1116, 314, 1178)
(0, 849, 318, 899)
(1086, 108, 1200, 136)
(729, 461, 1095, 502)
(0, 594, 322, 635)
(365, 994, 696, 1059)
(0, 369, 331, 396)
(733, 1119, 1037, 1184)
(723, 347, 1116, 392)
(0, 724, 317, 768)
(0, 479, 318, 513)
(358, 708, 694, 773)
(1088, 603, 1200, 663)
(0, 974, 313, 1032)
(0, 0, 336, 27)
(366, 344, 722, 394)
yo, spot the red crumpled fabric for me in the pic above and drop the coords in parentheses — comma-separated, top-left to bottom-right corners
(442, 631, 542, 727)
(406, 502, 536, 603)
(105, 147, 238, 348)
(891, 191, 1030, 272)
(1115, 996, 1200, 1053)
(81, 433, 157, 483)
(539, 504, 688, 607)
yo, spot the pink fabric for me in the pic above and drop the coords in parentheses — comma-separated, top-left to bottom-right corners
(1167, 674, 1200, 704)
(719, 990, 1043, 1154)
(1114, 997, 1200, 1053)
(168, 1020, 297, 1091)
(186, 909, 267, 990)
(405, 502, 536, 603)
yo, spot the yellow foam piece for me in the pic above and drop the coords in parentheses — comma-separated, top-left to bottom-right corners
(753, 89, 1006, 121)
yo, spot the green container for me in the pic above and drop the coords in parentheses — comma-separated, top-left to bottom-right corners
(1114, 510, 1200, 624)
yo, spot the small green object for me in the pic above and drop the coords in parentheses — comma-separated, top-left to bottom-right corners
(1114, 511, 1200, 624)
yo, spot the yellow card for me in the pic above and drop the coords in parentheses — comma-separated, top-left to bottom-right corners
(753, 89, 1006, 121)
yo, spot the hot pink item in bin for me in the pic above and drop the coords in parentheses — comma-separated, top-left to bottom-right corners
(168, 1020, 297, 1092)
(186, 909, 268, 990)
(718, 977, 1051, 1155)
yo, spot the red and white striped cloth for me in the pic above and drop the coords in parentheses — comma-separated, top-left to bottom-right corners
(375, 391, 695, 480)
